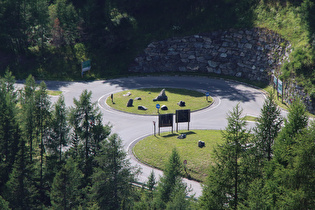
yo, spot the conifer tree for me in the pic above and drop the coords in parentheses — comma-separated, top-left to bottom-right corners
(91, 133, 139, 210)
(46, 94, 69, 163)
(273, 98, 308, 166)
(4, 129, 39, 210)
(0, 71, 19, 191)
(69, 89, 110, 182)
(50, 157, 83, 209)
(253, 92, 283, 162)
(34, 81, 51, 203)
(19, 75, 37, 162)
(200, 104, 250, 209)
(156, 148, 183, 205)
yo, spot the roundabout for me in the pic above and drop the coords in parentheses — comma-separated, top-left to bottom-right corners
(44, 76, 269, 198)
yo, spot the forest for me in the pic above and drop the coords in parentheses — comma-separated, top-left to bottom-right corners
(0, 0, 315, 209)
(0, 72, 314, 209)
(0, 0, 314, 90)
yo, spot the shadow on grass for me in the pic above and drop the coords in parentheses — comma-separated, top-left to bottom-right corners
(179, 131, 196, 136)
(161, 133, 178, 138)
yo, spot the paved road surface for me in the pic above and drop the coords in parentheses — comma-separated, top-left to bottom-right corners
(16, 76, 274, 198)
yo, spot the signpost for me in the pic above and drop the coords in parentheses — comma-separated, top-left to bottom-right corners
(206, 92, 210, 101)
(81, 60, 91, 77)
(156, 104, 160, 113)
(183, 160, 187, 172)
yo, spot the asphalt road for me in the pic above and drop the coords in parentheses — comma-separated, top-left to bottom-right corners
(17, 76, 271, 198)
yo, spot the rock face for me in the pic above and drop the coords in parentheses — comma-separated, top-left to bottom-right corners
(153, 89, 168, 101)
(129, 28, 291, 84)
(126, 99, 133, 107)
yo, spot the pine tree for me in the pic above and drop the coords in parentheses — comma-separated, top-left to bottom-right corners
(253, 92, 283, 162)
(69, 89, 111, 182)
(50, 157, 83, 209)
(0, 71, 19, 191)
(34, 81, 51, 204)
(91, 134, 139, 210)
(156, 148, 183, 205)
(46, 94, 69, 163)
(4, 130, 39, 210)
(200, 104, 250, 209)
(19, 75, 37, 162)
(273, 98, 308, 166)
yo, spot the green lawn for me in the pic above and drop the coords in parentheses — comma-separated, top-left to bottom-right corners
(133, 130, 224, 182)
(106, 88, 212, 115)
(47, 90, 62, 96)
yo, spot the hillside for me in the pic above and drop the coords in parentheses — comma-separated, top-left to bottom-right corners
(0, 0, 314, 90)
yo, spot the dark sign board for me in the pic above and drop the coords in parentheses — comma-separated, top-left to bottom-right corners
(159, 114, 173, 127)
(176, 109, 190, 123)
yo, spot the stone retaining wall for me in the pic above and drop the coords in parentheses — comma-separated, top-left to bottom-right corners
(129, 28, 291, 84)
(129, 28, 315, 114)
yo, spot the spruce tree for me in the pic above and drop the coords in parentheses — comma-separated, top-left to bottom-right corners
(34, 81, 51, 204)
(19, 75, 37, 162)
(69, 89, 111, 183)
(50, 157, 83, 209)
(91, 134, 139, 210)
(4, 130, 39, 210)
(253, 92, 283, 161)
(46, 94, 69, 163)
(273, 98, 308, 166)
(200, 104, 250, 209)
(0, 71, 19, 191)
(156, 148, 183, 205)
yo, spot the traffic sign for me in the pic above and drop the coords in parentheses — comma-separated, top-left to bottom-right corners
(206, 92, 210, 97)
(156, 104, 160, 109)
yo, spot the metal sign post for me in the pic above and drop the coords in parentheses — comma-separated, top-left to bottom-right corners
(206, 92, 210, 101)
(153, 121, 156, 136)
(156, 104, 160, 114)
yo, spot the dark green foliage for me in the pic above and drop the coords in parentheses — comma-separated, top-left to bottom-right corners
(200, 104, 251, 209)
(0, 195, 10, 210)
(0, 71, 19, 191)
(50, 157, 83, 209)
(19, 75, 37, 162)
(243, 98, 314, 209)
(90, 134, 139, 210)
(273, 98, 308, 166)
(253, 92, 283, 161)
(4, 132, 39, 210)
(156, 148, 183, 205)
(46, 94, 70, 163)
(69, 89, 111, 182)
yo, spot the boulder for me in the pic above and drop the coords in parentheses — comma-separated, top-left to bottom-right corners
(177, 134, 186, 139)
(135, 97, 142, 100)
(177, 101, 186, 107)
(161, 105, 168, 110)
(123, 92, 132, 97)
(153, 89, 168, 101)
(198, 140, 205, 148)
(126, 99, 133, 107)
(138, 105, 147, 110)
